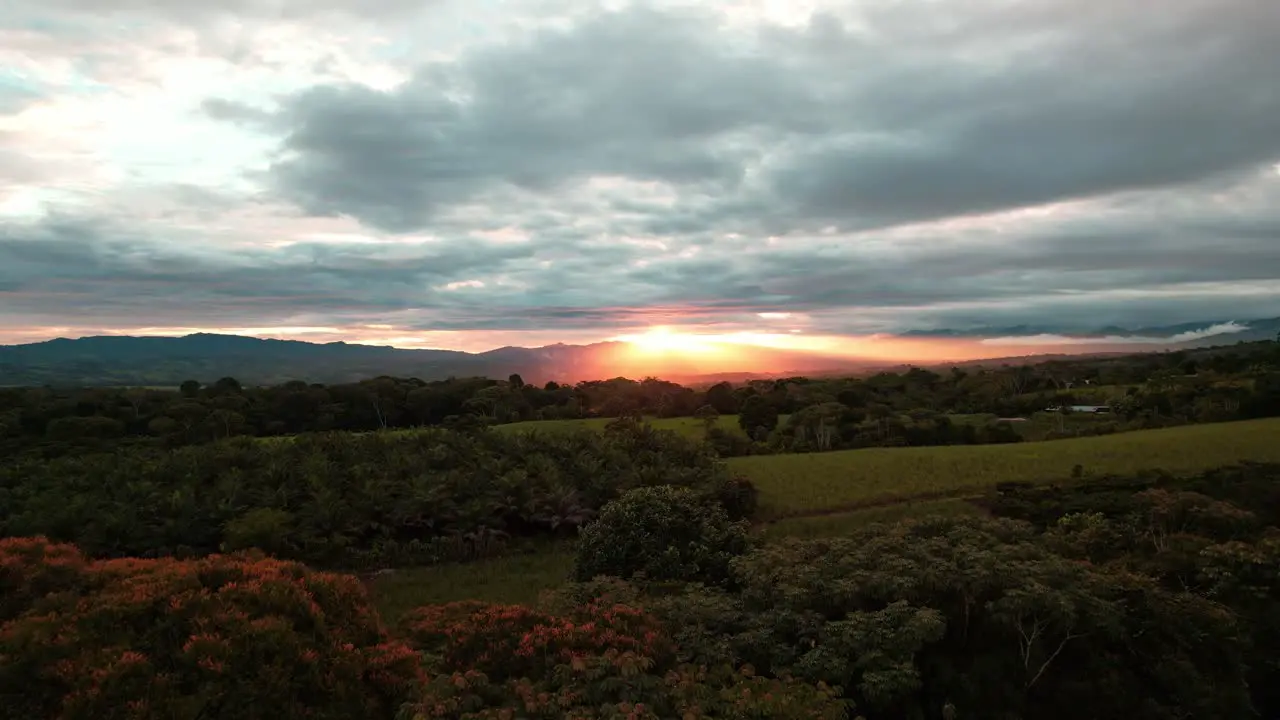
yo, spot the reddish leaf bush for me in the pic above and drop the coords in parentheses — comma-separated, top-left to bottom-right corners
(0, 536, 423, 720)
(0, 535, 89, 624)
(399, 601, 848, 719)
(402, 600, 673, 681)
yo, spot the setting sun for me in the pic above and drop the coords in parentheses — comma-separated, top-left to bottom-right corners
(616, 327, 724, 355)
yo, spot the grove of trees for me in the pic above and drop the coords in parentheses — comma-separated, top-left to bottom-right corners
(0, 423, 754, 569)
(4, 463, 1278, 718)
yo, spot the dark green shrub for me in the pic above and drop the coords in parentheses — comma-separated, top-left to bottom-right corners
(574, 486, 750, 585)
(654, 516, 1253, 720)
(222, 507, 297, 555)
(697, 473, 759, 520)
(703, 426, 759, 458)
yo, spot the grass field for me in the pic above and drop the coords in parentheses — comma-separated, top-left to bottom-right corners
(730, 418, 1280, 517)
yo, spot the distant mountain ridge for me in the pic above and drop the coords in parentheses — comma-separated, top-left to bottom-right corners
(0, 333, 862, 386)
(1, 317, 1275, 387)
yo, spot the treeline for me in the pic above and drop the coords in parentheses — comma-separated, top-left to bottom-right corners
(0, 374, 713, 458)
(0, 422, 755, 569)
(4, 463, 1278, 718)
(702, 401, 1026, 457)
(3, 339, 1278, 460)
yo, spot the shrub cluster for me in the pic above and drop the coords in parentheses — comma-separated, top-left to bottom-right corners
(557, 508, 1268, 720)
(574, 486, 751, 585)
(0, 536, 422, 720)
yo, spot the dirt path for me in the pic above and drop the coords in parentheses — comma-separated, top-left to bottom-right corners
(754, 489, 989, 526)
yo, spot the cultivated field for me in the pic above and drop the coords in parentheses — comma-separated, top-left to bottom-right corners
(730, 417, 1280, 517)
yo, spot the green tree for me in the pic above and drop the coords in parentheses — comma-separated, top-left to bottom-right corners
(784, 402, 847, 451)
(705, 381, 739, 414)
(575, 485, 750, 585)
(737, 395, 779, 440)
(211, 376, 243, 395)
(694, 403, 720, 431)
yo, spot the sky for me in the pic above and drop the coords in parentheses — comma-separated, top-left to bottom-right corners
(2, 0, 1279, 356)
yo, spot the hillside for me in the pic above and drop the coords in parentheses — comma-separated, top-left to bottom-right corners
(2, 315, 1276, 386)
(0, 333, 873, 386)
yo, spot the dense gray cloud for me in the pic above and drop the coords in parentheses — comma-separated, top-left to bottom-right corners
(238, 0, 1280, 234)
(5, 166, 1279, 338)
(0, 213, 557, 327)
(251, 5, 795, 232)
(5, 0, 1280, 347)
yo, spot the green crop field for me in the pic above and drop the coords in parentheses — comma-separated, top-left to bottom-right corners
(729, 418, 1280, 517)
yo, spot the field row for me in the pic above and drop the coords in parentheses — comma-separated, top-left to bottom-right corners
(731, 418, 1280, 517)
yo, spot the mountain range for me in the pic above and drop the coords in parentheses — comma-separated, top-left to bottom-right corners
(0, 333, 865, 387)
(1, 317, 1276, 387)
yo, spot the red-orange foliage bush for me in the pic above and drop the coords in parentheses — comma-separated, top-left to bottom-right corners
(399, 601, 848, 719)
(403, 600, 673, 681)
(0, 536, 423, 720)
(0, 536, 89, 624)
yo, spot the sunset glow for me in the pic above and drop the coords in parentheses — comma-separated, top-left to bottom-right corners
(3, 0, 1275, 366)
(616, 328, 725, 355)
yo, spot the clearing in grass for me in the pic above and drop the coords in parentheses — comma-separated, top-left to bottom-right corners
(369, 542, 575, 625)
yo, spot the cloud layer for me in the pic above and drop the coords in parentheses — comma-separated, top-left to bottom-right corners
(3, 0, 1279, 351)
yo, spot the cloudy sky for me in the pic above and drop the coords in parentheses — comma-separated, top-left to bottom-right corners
(3, 0, 1279, 353)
